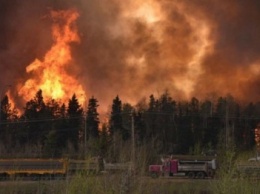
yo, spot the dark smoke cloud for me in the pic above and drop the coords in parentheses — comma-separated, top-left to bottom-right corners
(0, 0, 260, 113)
(189, 0, 260, 101)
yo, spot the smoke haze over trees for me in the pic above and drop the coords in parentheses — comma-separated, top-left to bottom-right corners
(0, 1, 260, 158)
(1, 0, 260, 113)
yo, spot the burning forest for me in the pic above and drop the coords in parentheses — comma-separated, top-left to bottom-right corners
(0, 0, 260, 157)
(0, 0, 260, 111)
(18, 9, 86, 106)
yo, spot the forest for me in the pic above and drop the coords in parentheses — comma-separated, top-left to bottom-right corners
(0, 89, 258, 159)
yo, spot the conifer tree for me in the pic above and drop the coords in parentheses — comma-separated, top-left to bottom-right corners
(109, 95, 123, 136)
(200, 99, 214, 147)
(55, 103, 68, 149)
(0, 95, 17, 146)
(145, 94, 158, 139)
(134, 110, 146, 143)
(0, 95, 12, 121)
(67, 94, 83, 151)
(43, 99, 63, 157)
(86, 96, 100, 139)
(22, 90, 47, 145)
(189, 97, 202, 147)
(156, 92, 176, 152)
(121, 103, 133, 141)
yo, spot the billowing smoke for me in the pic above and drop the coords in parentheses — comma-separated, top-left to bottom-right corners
(0, 0, 260, 113)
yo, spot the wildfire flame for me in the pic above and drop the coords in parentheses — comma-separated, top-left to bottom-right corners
(19, 9, 86, 106)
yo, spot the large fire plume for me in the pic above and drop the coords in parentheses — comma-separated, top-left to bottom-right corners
(1, 0, 260, 112)
(18, 9, 85, 105)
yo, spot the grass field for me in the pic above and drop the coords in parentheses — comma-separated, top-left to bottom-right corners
(0, 176, 211, 194)
(0, 174, 259, 194)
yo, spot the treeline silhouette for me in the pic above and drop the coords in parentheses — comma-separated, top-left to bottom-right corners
(0, 90, 258, 158)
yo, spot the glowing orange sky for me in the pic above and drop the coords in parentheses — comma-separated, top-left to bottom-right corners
(0, 0, 260, 112)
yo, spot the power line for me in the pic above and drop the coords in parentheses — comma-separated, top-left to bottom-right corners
(0, 115, 85, 125)
(1, 110, 260, 126)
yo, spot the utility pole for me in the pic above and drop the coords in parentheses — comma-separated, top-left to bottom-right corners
(81, 93, 87, 157)
(84, 97, 87, 156)
(131, 111, 135, 175)
(225, 100, 229, 148)
(84, 113, 87, 155)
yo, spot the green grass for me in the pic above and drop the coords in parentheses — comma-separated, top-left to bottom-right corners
(0, 176, 211, 194)
(1, 173, 260, 194)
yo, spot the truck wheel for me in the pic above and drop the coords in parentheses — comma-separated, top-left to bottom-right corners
(196, 172, 205, 179)
(187, 172, 195, 179)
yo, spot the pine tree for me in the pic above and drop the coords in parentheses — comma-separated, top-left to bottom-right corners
(189, 97, 202, 148)
(55, 103, 68, 149)
(109, 96, 124, 161)
(86, 96, 100, 139)
(200, 99, 214, 147)
(121, 103, 133, 141)
(134, 110, 146, 143)
(109, 95, 123, 136)
(67, 94, 83, 151)
(21, 90, 47, 145)
(0, 95, 17, 146)
(0, 95, 12, 121)
(176, 101, 193, 154)
(157, 92, 176, 153)
(145, 94, 158, 139)
(43, 99, 63, 157)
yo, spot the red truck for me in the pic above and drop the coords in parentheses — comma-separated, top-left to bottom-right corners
(149, 157, 216, 179)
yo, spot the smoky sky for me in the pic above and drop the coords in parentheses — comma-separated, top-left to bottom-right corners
(0, 0, 260, 112)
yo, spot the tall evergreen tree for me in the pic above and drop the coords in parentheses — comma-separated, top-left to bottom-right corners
(43, 99, 63, 157)
(189, 97, 202, 147)
(176, 101, 194, 153)
(215, 95, 237, 149)
(108, 96, 124, 161)
(0, 95, 17, 146)
(134, 110, 146, 143)
(55, 103, 68, 149)
(200, 100, 214, 147)
(109, 96, 123, 136)
(67, 94, 83, 151)
(86, 96, 100, 139)
(144, 94, 158, 139)
(213, 97, 227, 148)
(121, 103, 133, 141)
(157, 92, 176, 153)
(1, 95, 13, 121)
(21, 90, 48, 145)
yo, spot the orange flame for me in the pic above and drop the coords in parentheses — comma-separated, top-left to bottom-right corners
(19, 9, 86, 106)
